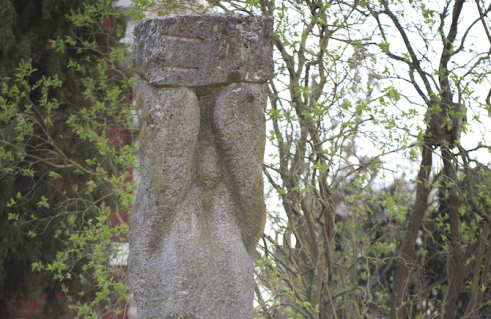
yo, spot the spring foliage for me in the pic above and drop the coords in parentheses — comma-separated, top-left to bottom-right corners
(1, 0, 491, 318)
(0, 0, 136, 317)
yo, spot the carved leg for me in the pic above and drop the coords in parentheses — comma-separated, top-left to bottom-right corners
(213, 83, 267, 256)
(129, 80, 200, 317)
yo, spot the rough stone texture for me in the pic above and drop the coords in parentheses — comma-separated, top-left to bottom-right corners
(132, 14, 274, 87)
(129, 14, 273, 319)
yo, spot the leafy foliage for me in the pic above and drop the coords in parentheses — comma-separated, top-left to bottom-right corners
(0, 0, 136, 317)
(2, 0, 491, 318)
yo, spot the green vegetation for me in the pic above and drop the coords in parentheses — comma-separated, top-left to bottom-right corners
(0, 0, 135, 317)
(1, 0, 491, 318)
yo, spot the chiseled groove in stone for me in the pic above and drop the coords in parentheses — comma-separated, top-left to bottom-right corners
(162, 34, 204, 42)
(163, 66, 199, 71)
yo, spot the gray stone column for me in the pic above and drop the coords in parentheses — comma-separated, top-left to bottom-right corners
(129, 14, 274, 318)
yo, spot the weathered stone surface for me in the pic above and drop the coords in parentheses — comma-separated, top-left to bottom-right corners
(129, 14, 273, 319)
(132, 14, 274, 87)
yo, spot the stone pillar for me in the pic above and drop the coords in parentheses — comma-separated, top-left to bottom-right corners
(129, 14, 273, 318)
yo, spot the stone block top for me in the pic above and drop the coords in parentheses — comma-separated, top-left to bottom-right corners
(132, 14, 274, 87)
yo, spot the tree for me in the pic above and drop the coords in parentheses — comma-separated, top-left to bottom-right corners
(202, 0, 491, 318)
(362, 1, 491, 317)
(0, 0, 135, 317)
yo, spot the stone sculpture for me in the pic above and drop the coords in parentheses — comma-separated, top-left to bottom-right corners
(129, 14, 274, 318)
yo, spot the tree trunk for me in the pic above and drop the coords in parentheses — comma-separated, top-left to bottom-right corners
(391, 137, 433, 318)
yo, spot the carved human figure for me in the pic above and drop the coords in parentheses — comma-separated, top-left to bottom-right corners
(129, 14, 274, 318)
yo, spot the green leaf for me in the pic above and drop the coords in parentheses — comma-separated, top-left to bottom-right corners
(36, 196, 50, 208)
(49, 171, 62, 179)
